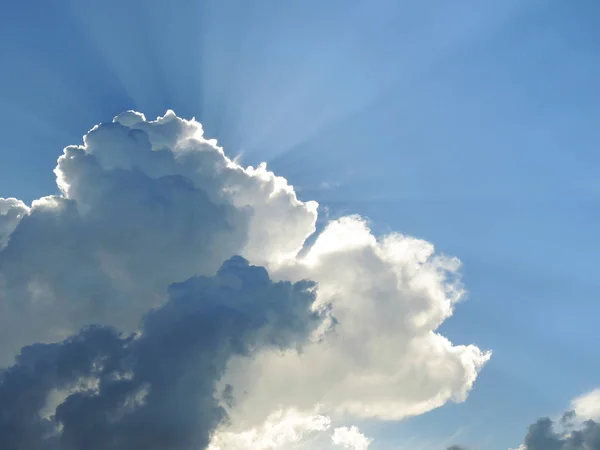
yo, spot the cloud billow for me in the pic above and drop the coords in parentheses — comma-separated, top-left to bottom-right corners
(512, 390, 600, 450)
(0, 256, 322, 450)
(0, 111, 489, 448)
(515, 416, 600, 450)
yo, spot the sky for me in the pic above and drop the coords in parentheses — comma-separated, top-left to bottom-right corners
(0, 1, 599, 449)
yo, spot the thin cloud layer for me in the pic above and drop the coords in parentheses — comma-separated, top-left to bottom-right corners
(0, 111, 489, 448)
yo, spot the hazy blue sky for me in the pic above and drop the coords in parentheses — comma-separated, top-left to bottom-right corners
(1, 1, 599, 449)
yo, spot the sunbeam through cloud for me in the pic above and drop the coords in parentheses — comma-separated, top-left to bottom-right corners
(0, 111, 489, 449)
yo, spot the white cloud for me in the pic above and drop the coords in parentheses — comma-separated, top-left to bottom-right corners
(208, 410, 373, 450)
(0, 110, 315, 364)
(571, 388, 600, 422)
(0, 111, 489, 440)
(0, 197, 29, 249)
(222, 216, 490, 425)
(332, 426, 372, 450)
(209, 409, 331, 450)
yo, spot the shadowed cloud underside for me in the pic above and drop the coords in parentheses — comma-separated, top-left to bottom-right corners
(0, 111, 489, 449)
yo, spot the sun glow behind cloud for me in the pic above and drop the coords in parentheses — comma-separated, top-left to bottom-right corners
(0, 111, 490, 449)
(57, 0, 534, 176)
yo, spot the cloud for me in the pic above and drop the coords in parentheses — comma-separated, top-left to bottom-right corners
(208, 410, 373, 450)
(0, 111, 489, 447)
(332, 426, 372, 450)
(518, 415, 600, 450)
(0, 197, 29, 249)
(222, 216, 490, 424)
(0, 256, 323, 450)
(571, 389, 600, 422)
(447, 446, 468, 450)
(511, 389, 600, 450)
(0, 110, 316, 364)
(209, 409, 331, 450)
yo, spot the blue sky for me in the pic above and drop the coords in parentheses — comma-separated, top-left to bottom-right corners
(1, 1, 599, 449)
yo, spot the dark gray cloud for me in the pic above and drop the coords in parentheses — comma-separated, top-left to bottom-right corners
(0, 256, 324, 450)
(446, 446, 467, 450)
(518, 412, 600, 450)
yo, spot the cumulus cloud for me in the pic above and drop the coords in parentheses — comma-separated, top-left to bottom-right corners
(571, 389, 600, 422)
(517, 415, 600, 450)
(0, 197, 29, 249)
(512, 389, 600, 450)
(0, 110, 316, 364)
(0, 256, 323, 450)
(209, 409, 331, 450)
(0, 111, 489, 448)
(332, 426, 372, 450)
(222, 216, 489, 424)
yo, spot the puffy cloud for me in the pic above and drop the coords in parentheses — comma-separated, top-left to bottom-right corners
(0, 256, 323, 450)
(0, 110, 315, 364)
(0, 111, 489, 446)
(209, 409, 331, 450)
(332, 426, 372, 450)
(0, 197, 29, 249)
(518, 415, 600, 450)
(571, 389, 600, 422)
(222, 216, 490, 424)
(208, 410, 372, 450)
(512, 389, 600, 450)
